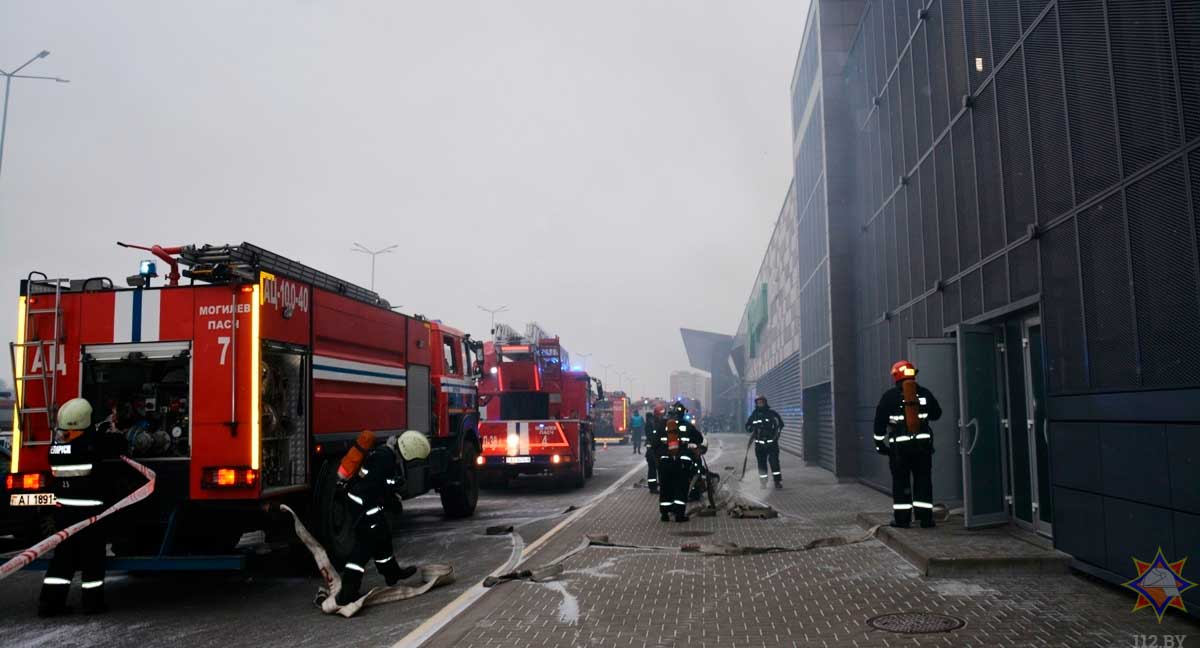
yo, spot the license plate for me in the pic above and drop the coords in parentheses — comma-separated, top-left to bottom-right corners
(505, 456, 532, 464)
(9, 493, 56, 507)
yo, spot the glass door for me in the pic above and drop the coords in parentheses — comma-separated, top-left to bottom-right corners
(956, 324, 1008, 528)
(1022, 318, 1053, 537)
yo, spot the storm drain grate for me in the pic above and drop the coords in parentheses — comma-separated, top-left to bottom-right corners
(867, 612, 965, 634)
(671, 530, 714, 538)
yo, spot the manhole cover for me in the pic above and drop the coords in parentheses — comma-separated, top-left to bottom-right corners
(867, 612, 965, 634)
(672, 530, 714, 538)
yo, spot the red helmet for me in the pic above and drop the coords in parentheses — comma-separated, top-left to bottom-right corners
(652, 404, 666, 417)
(891, 360, 917, 382)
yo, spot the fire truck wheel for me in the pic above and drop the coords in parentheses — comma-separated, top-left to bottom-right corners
(440, 442, 480, 519)
(314, 460, 356, 566)
(569, 438, 587, 489)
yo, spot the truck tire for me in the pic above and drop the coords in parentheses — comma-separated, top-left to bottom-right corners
(440, 442, 479, 519)
(314, 460, 356, 566)
(570, 436, 587, 489)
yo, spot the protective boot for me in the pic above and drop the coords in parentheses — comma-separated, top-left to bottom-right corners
(774, 481, 782, 489)
(335, 569, 364, 606)
(82, 585, 108, 615)
(674, 512, 689, 523)
(376, 557, 417, 586)
(37, 583, 72, 618)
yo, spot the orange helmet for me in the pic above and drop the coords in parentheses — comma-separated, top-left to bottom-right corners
(891, 360, 917, 382)
(665, 419, 679, 432)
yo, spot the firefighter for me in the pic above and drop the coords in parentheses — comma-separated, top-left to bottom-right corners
(38, 398, 126, 617)
(656, 401, 705, 520)
(746, 396, 784, 489)
(329, 432, 423, 609)
(630, 410, 645, 455)
(644, 404, 665, 494)
(873, 360, 943, 528)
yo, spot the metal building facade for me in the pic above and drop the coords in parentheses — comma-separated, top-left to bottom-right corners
(839, 0, 1199, 601)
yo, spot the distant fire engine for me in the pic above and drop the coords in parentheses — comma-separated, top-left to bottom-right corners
(592, 390, 631, 445)
(475, 323, 596, 488)
(7, 242, 481, 565)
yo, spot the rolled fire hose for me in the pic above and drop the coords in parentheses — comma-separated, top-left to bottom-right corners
(0, 456, 156, 582)
(278, 504, 455, 618)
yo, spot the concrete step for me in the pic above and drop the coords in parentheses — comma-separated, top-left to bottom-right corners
(857, 511, 1072, 577)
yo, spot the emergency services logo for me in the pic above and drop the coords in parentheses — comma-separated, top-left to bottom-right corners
(1122, 547, 1195, 622)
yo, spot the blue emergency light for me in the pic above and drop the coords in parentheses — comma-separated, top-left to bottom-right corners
(139, 260, 158, 278)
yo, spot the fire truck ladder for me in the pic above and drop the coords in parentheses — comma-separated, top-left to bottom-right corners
(9, 272, 69, 436)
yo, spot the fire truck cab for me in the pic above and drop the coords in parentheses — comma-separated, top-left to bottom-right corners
(475, 324, 596, 488)
(7, 243, 481, 564)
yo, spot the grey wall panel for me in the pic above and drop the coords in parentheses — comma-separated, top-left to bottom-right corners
(1175, 511, 1200, 609)
(1167, 425, 1200, 515)
(1051, 422, 1101, 492)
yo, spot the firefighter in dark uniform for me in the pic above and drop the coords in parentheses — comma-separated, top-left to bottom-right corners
(874, 360, 943, 528)
(652, 401, 705, 522)
(327, 432, 423, 610)
(644, 404, 665, 494)
(38, 398, 126, 617)
(746, 396, 784, 489)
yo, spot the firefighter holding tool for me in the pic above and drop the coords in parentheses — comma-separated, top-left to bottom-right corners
(746, 396, 785, 489)
(652, 401, 705, 522)
(38, 398, 127, 617)
(873, 360, 943, 528)
(324, 431, 425, 611)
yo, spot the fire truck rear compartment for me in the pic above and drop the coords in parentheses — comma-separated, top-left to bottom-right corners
(82, 345, 191, 459)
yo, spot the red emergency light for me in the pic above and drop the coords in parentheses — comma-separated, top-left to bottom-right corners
(5, 472, 46, 491)
(201, 467, 258, 489)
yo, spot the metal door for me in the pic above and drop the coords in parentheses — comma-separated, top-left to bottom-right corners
(956, 324, 1008, 527)
(907, 338, 962, 509)
(1022, 318, 1053, 537)
(407, 364, 432, 433)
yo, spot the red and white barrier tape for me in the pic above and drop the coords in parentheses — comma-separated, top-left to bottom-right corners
(0, 456, 155, 582)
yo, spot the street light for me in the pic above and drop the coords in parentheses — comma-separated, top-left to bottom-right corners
(600, 363, 613, 385)
(477, 305, 508, 335)
(0, 50, 70, 182)
(575, 352, 592, 370)
(351, 242, 397, 291)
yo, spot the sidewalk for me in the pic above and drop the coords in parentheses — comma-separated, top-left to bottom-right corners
(430, 434, 1197, 647)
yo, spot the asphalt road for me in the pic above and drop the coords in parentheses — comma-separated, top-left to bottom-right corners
(0, 444, 648, 648)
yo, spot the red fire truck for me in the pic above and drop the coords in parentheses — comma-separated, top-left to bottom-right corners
(475, 324, 596, 488)
(592, 390, 630, 445)
(6, 242, 481, 565)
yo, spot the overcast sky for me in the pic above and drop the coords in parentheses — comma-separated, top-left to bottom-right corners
(0, 0, 809, 400)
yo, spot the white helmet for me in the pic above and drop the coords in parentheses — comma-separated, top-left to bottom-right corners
(388, 430, 431, 462)
(57, 398, 93, 431)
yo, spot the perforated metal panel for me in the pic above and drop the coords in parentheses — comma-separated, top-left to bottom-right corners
(1126, 159, 1200, 388)
(1108, 0, 1181, 176)
(1040, 222, 1087, 393)
(1020, 0, 1051, 31)
(974, 83, 1006, 257)
(996, 54, 1036, 242)
(897, 188, 913, 305)
(1077, 194, 1137, 390)
(935, 137, 960, 277)
(927, 291, 945, 334)
(920, 156, 941, 286)
(961, 269, 983, 319)
(964, 0, 992, 92)
(944, 0, 969, 106)
(1060, 0, 1120, 205)
(885, 200, 899, 310)
(927, 1, 951, 135)
(943, 276, 962, 328)
(982, 256, 1008, 312)
(953, 116, 981, 267)
(804, 383, 835, 471)
(1008, 239, 1039, 300)
(900, 49, 918, 172)
(1025, 8, 1074, 223)
(989, 0, 1022, 61)
(913, 23, 933, 154)
(891, 77, 907, 183)
(1176, 1, 1200, 142)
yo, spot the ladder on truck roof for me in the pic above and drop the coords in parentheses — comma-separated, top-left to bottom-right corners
(178, 242, 389, 308)
(9, 272, 69, 437)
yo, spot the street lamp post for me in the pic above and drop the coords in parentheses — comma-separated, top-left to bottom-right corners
(600, 364, 613, 386)
(0, 50, 69, 182)
(477, 305, 508, 336)
(575, 352, 592, 371)
(351, 242, 397, 291)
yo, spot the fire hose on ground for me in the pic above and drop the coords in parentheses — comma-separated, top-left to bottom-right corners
(0, 456, 156, 583)
(279, 505, 455, 618)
